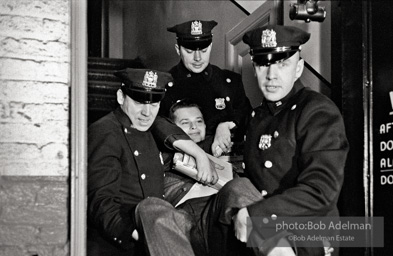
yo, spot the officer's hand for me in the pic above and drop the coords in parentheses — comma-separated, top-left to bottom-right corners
(267, 239, 297, 256)
(195, 153, 219, 185)
(233, 207, 252, 243)
(212, 122, 236, 157)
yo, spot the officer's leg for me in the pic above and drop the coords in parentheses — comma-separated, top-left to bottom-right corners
(135, 197, 195, 256)
(207, 177, 264, 256)
(177, 195, 213, 256)
(207, 177, 298, 256)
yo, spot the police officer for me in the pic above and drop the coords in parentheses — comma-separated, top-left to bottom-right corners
(160, 20, 252, 156)
(87, 68, 218, 256)
(208, 25, 349, 256)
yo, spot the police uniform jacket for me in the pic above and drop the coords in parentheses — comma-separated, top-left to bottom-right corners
(244, 81, 349, 220)
(87, 107, 189, 255)
(159, 62, 252, 137)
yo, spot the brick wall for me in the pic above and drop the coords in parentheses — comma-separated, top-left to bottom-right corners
(0, 0, 71, 255)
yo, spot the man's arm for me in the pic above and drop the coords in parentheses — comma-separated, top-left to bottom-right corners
(151, 115, 218, 185)
(212, 71, 252, 156)
(173, 139, 218, 185)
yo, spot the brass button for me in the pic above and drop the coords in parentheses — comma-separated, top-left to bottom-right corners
(264, 161, 273, 168)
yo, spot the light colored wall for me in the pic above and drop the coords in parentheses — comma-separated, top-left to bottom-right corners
(284, 0, 332, 95)
(235, 0, 267, 14)
(0, 0, 71, 254)
(0, 0, 70, 176)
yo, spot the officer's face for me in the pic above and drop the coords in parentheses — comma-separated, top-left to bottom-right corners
(176, 44, 212, 73)
(173, 107, 206, 143)
(117, 90, 160, 132)
(254, 52, 304, 102)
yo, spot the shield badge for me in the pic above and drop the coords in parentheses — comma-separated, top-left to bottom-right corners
(259, 134, 272, 150)
(215, 98, 226, 110)
(191, 20, 203, 35)
(261, 29, 277, 48)
(142, 71, 158, 88)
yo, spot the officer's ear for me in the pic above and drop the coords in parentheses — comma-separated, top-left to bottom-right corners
(117, 89, 125, 105)
(252, 62, 258, 77)
(175, 44, 181, 56)
(295, 55, 304, 80)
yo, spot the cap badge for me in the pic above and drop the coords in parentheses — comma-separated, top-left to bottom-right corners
(191, 21, 203, 35)
(259, 134, 272, 150)
(261, 29, 277, 48)
(215, 98, 226, 110)
(142, 71, 158, 88)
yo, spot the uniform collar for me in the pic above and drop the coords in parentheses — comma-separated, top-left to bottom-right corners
(114, 107, 132, 127)
(264, 80, 304, 115)
(176, 61, 213, 81)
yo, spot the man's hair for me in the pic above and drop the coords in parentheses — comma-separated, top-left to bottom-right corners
(169, 98, 203, 121)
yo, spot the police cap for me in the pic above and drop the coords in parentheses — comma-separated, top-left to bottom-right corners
(243, 25, 310, 66)
(167, 20, 217, 50)
(114, 68, 173, 103)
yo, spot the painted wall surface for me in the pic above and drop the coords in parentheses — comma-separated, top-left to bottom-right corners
(284, 0, 332, 96)
(122, 0, 247, 71)
(0, 0, 71, 254)
(0, 0, 70, 176)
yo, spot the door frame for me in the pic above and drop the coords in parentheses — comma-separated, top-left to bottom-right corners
(70, 0, 88, 255)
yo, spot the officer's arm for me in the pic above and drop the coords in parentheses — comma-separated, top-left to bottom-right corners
(226, 72, 252, 130)
(151, 115, 191, 150)
(88, 124, 137, 249)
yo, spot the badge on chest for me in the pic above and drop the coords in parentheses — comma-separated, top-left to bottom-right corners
(215, 98, 226, 110)
(259, 134, 272, 150)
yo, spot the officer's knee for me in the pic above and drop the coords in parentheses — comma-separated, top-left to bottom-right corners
(137, 197, 170, 216)
(220, 177, 252, 196)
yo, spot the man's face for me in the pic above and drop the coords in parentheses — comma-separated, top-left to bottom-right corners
(176, 44, 212, 73)
(117, 90, 160, 131)
(173, 107, 206, 143)
(254, 52, 304, 102)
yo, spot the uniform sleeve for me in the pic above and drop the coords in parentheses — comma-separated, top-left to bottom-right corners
(88, 123, 136, 250)
(247, 97, 349, 218)
(158, 92, 173, 118)
(157, 66, 178, 118)
(151, 115, 191, 150)
(227, 72, 252, 131)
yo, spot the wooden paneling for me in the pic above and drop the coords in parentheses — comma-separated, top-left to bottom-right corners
(225, 0, 282, 107)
